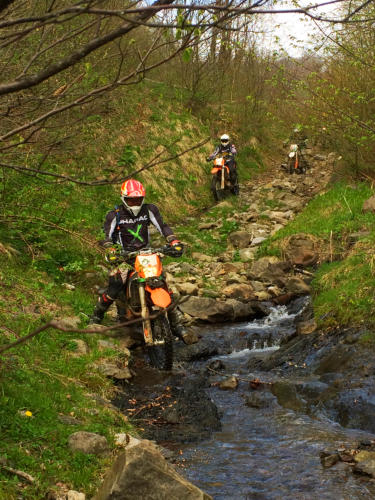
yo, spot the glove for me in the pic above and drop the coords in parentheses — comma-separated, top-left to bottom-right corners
(206, 157, 212, 162)
(169, 240, 184, 257)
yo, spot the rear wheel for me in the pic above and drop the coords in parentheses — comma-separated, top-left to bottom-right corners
(147, 315, 173, 371)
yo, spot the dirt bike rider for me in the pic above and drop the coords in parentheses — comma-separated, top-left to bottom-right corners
(288, 124, 308, 151)
(89, 179, 189, 343)
(207, 134, 239, 195)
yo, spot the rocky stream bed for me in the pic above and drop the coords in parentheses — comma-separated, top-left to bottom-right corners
(93, 152, 375, 499)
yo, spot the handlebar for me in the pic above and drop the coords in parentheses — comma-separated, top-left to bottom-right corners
(106, 245, 182, 265)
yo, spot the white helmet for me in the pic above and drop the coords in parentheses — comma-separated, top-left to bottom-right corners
(220, 134, 230, 146)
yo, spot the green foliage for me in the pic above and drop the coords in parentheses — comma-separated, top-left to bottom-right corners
(117, 145, 140, 168)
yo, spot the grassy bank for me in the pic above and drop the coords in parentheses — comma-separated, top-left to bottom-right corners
(259, 182, 375, 329)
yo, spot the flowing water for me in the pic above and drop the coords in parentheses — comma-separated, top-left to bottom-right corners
(178, 302, 375, 499)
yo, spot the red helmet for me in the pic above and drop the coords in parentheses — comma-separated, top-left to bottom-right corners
(120, 179, 146, 216)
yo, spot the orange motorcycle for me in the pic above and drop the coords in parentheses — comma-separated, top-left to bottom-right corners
(107, 245, 182, 370)
(287, 144, 307, 174)
(209, 152, 237, 201)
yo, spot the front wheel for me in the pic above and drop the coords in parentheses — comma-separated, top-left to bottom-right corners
(211, 175, 227, 201)
(146, 315, 173, 370)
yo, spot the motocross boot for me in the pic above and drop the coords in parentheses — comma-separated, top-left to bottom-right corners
(89, 293, 113, 324)
(116, 304, 127, 323)
(168, 308, 190, 344)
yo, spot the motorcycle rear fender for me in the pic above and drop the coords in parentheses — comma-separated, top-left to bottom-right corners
(145, 285, 172, 308)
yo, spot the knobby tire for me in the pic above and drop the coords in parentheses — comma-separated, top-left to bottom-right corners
(147, 315, 173, 371)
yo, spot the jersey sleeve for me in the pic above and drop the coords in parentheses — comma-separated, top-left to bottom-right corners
(104, 210, 118, 242)
(147, 204, 174, 239)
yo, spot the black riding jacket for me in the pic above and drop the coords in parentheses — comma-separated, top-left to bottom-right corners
(104, 203, 174, 251)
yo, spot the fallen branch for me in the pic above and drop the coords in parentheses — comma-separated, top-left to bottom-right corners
(0, 462, 35, 483)
(207, 367, 273, 385)
(0, 298, 186, 355)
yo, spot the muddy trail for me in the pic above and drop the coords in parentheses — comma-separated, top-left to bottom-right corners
(112, 152, 375, 499)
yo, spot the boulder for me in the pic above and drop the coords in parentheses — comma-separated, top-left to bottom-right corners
(179, 297, 233, 322)
(281, 233, 321, 267)
(226, 299, 255, 320)
(68, 431, 109, 456)
(96, 362, 132, 380)
(175, 282, 199, 296)
(222, 283, 255, 301)
(93, 439, 212, 500)
(354, 450, 375, 477)
(285, 277, 311, 295)
(228, 231, 252, 249)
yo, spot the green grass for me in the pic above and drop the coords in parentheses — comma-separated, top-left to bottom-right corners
(258, 181, 375, 328)
(0, 257, 132, 499)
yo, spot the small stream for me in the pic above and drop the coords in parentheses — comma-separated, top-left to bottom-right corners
(176, 303, 375, 499)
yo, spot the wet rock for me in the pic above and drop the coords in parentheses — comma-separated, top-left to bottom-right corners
(93, 439, 212, 500)
(353, 450, 375, 477)
(323, 388, 375, 434)
(296, 380, 329, 401)
(207, 359, 226, 371)
(271, 381, 306, 411)
(296, 318, 317, 335)
(314, 345, 355, 374)
(179, 297, 233, 323)
(226, 299, 255, 320)
(174, 340, 218, 362)
(320, 452, 340, 468)
(68, 431, 109, 456)
(244, 391, 277, 409)
(228, 231, 252, 249)
(219, 376, 239, 390)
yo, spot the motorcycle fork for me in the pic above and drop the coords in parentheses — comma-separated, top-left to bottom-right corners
(221, 166, 225, 189)
(295, 151, 299, 170)
(138, 282, 153, 344)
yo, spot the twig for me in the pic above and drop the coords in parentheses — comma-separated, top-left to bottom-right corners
(0, 463, 35, 483)
(207, 367, 272, 385)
